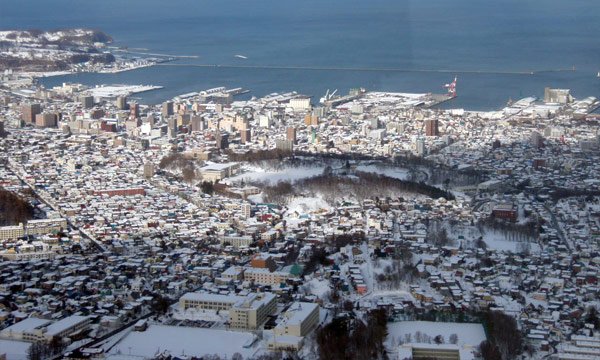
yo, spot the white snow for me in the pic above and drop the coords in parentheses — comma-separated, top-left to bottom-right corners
(226, 165, 326, 185)
(286, 196, 331, 215)
(303, 277, 331, 299)
(86, 85, 163, 98)
(386, 321, 486, 348)
(109, 324, 258, 359)
(0, 339, 31, 360)
(482, 231, 541, 253)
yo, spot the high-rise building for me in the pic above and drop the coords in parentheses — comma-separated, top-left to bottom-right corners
(35, 113, 57, 128)
(241, 203, 252, 219)
(0, 121, 5, 137)
(216, 132, 229, 150)
(531, 131, 544, 148)
(168, 118, 178, 138)
(162, 101, 174, 118)
(276, 139, 293, 152)
(191, 115, 205, 132)
(21, 103, 41, 123)
(241, 129, 251, 144)
(80, 96, 94, 109)
(304, 114, 318, 126)
(286, 127, 297, 144)
(145, 115, 155, 127)
(143, 162, 155, 178)
(425, 119, 440, 137)
(130, 102, 140, 119)
(415, 137, 426, 157)
(116, 96, 128, 110)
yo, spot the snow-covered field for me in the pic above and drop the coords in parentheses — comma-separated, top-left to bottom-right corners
(448, 224, 540, 254)
(0, 339, 31, 360)
(386, 321, 486, 348)
(286, 196, 331, 214)
(226, 164, 326, 185)
(172, 307, 227, 322)
(109, 324, 259, 359)
(226, 163, 410, 186)
(482, 231, 540, 253)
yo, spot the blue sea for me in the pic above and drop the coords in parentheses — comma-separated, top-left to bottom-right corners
(1, 0, 599, 110)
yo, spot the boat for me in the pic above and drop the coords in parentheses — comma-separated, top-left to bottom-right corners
(597, 71, 600, 78)
(234, 55, 248, 59)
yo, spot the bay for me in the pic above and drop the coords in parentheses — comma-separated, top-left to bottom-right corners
(1, 0, 599, 110)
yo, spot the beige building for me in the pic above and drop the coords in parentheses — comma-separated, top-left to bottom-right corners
(0, 224, 24, 240)
(179, 292, 277, 331)
(244, 268, 290, 286)
(179, 293, 242, 312)
(26, 218, 67, 236)
(219, 234, 253, 248)
(0, 316, 91, 343)
(273, 302, 319, 337)
(229, 293, 277, 330)
(199, 163, 240, 182)
(268, 302, 320, 352)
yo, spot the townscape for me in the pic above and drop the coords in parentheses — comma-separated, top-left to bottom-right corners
(1, 25, 600, 360)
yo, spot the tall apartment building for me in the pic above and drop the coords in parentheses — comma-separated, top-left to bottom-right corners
(162, 101, 174, 118)
(22, 103, 41, 123)
(425, 119, 439, 137)
(240, 128, 251, 144)
(286, 127, 297, 144)
(35, 113, 57, 128)
(143, 162, 155, 179)
(115, 96, 128, 110)
(216, 132, 229, 150)
(80, 95, 94, 109)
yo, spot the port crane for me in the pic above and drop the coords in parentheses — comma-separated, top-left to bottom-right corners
(320, 89, 338, 104)
(444, 76, 457, 97)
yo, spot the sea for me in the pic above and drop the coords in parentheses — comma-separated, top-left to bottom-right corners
(1, 0, 599, 110)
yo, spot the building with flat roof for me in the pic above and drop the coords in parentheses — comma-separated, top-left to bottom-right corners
(0, 316, 91, 343)
(179, 292, 277, 330)
(273, 302, 319, 337)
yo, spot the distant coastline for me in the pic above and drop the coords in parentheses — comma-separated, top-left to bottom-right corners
(0, 28, 167, 79)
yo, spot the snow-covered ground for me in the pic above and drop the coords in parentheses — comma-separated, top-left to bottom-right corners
(302, 277, 331, 300)
(286, 196, 331, 214)
(108, 324, 259, 359)
(386, 321, 486, 348)
(226, 163, 410, 186)
(86, 85, 163, 98)
(0, 339, 31, 360)
(481, 230, 541, 253)
(226, 164, 326, 185)
(172, 307, 227, 322)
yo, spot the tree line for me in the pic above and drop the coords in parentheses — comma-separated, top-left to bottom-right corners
(0, 188, 34, 226)
(317, 309, 389, 360)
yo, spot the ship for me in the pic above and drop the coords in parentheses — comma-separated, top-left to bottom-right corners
(234, 55, 248, 59)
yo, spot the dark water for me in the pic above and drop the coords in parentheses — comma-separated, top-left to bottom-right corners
(1, 0, 599, 110)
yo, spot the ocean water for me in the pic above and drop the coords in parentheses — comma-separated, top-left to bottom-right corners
(1, 0, 599, 110)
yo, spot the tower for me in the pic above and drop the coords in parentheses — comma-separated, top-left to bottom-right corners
(425, 119, 439, 137)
